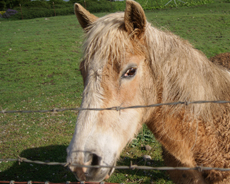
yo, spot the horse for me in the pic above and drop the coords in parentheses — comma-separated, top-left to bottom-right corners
(66, 1, 230, 183)
(210, 53, 230, 70)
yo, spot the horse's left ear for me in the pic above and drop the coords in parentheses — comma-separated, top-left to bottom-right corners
(124, 0, 146, 38)
(74, 3, 98, 30)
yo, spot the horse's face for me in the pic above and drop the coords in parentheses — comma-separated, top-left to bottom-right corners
(67, 0, 153, 182)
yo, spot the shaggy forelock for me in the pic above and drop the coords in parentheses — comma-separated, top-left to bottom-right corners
(82, 13, 133, 71)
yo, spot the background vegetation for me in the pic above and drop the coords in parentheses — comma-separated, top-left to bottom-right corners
(0, 0, 219, 20)
(0, 0, 230, 183)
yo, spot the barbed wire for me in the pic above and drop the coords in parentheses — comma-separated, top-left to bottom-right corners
(1, 157, 230, 172)
(1, 100, 230, 114)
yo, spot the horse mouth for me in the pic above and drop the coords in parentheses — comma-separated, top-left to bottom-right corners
(69, 162, 115, 182)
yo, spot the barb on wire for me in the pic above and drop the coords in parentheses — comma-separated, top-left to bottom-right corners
(1, 100, 230, 114)
(1, 157, 230, 172)
(1, 107, 7, 115)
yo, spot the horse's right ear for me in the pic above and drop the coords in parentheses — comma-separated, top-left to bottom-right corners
(74, 3, 98, 30)
(124, 0, 146, 38)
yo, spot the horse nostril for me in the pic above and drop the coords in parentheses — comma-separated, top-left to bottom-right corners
(91, 153, 101, 166)
(68, 152, 112, 181)
(84, 153, 101, 166)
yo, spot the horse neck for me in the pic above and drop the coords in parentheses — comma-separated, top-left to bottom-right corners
(145, 25, 230, 122)
(147, 25, 230, 101)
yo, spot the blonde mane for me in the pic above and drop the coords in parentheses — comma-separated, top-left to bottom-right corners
(82, 12, 230, 123)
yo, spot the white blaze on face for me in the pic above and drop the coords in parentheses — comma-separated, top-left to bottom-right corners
(67, 68, 104, 165)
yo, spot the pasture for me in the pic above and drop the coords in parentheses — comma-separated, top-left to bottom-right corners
(1, 1, 230, 183)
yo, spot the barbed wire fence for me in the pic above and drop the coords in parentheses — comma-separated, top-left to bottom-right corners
(1, 100, 230, 114)
(2, 156, 230, 172)
(1, 100, 230, 183)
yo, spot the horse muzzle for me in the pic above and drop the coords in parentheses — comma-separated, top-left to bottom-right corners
(68, 152, 115, 182)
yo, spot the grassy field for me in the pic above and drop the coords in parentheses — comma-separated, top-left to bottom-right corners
(1, 1, 230, 183)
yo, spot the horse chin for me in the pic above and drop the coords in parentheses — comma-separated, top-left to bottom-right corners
(85, 167, 113, 182)
(71, 163, 115, 182)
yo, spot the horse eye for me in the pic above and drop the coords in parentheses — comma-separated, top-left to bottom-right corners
(123, 67, 137, 78)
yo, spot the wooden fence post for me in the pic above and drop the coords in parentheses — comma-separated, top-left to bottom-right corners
(53, 2, 56, 16)
(19, 4, 23, 20)
(110, 0, 113, 11)
(84, 0, 86, 9)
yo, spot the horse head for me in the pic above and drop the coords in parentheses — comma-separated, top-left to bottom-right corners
(66, 0, 155, 182)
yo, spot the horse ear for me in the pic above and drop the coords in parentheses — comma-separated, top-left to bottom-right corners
(74, 3, 98, 30)
(124, 0, 146, 38)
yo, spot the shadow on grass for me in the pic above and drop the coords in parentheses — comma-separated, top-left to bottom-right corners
(0, 146, 171, 183)
(0, 145, 76, 182)
(108, 156, 172, 183)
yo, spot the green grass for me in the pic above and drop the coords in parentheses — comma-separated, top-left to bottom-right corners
(1, 1, 230, 183)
